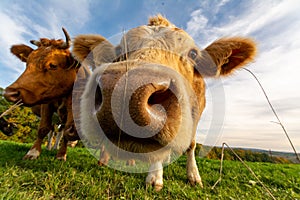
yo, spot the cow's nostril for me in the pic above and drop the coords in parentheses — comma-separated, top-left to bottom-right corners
(148, 89, 172, 105)
(3, 88, 21, 102)
(94, 85, 102, 112)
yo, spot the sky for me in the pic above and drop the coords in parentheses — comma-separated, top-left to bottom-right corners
(0, 0, 299, 153)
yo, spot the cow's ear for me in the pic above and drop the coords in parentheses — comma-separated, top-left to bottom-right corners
(202, 37, 256, 77)
(73, 34, 115, 69)
(10, 44, 33, 62)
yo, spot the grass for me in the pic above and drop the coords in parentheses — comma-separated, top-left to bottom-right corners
(0, 140, 299, 200)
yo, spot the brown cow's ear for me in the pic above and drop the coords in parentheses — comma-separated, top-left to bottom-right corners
(10, 44, 33, 62)
(203, 37, 257, 77)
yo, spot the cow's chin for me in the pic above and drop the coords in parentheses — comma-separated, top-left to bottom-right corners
(22, 99, 55, 107)
(19, 91, 62, 106)
(19, 99, 38, 107)
(19, 97, 46, 107)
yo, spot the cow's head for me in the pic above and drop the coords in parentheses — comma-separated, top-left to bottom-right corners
(73, 15, 256, 159)
(4, 28, 81, 106)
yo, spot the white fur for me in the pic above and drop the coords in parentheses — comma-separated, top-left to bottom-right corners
(146, 161, 164, 191)
(25, 148, 40, 160)
(187, 147, 203, 187)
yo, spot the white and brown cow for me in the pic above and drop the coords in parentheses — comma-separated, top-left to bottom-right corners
(73, 15, 256, 191)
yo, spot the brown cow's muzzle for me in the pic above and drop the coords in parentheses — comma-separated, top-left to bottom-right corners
(3, 87, 22, 103)
(4, 85, 45, 106)
(80, 61, 196, 149)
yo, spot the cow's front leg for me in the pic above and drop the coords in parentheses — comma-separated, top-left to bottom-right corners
(146, 161, 164, 191)
(23, 127, 52, 160)
(46, 130, 54, 150)
(98, 145, 110, 166)
(186, 139, 203, 187)
(23, 104, 54, 160)
(53, 130, 63, 150)
(56, 135, 68, 161)
(56, 96, 79, 161)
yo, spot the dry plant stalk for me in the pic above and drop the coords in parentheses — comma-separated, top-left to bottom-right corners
(0, 99, 23, 119)
(211, 142, 276, 200)
(243, 68, 300, 163)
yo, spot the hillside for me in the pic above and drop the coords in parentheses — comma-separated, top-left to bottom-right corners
(197, 145, 298, 164)
(0, 140, 299, 199)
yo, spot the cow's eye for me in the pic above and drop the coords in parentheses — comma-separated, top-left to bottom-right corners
(188, 49, 198, 60)
(49, 63, 57, 70)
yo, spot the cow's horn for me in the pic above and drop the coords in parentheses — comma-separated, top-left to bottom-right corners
(61, 27, 71, 49)
(30, 40, 41, 47)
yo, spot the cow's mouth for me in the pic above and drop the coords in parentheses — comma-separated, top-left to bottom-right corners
(4, 87, 45, 106)
(3, 88, 22, 103)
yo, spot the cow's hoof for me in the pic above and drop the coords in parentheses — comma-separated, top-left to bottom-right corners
(126, 159, 136, 166)
(67, 140, 78, 148)
(56, 155, 67, 161)
(98, 154, 109, 166)
(23, 148, 40, 160)
(97, 160, 107, 166)
(146, 174, 163, 192)
(187, 170, 203, 188)
(23, 154, 39, 160)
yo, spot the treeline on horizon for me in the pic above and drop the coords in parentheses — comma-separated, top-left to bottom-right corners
(195, 144, 294, 164)
(0, 87, 295, 164)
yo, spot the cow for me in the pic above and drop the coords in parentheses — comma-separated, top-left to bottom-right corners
(3, 28, 88, 161)
(73, 15, 256, 191)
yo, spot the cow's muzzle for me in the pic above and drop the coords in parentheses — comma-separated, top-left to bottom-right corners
(82, 62, 191, 145)
(3, 87, 21, 103)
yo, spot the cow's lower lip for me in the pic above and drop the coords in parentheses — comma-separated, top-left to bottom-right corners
(8, 97, 22, 104)
(3, 91, 20, 103)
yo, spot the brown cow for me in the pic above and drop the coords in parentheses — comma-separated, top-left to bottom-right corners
(3, 28, 87, 160)
(74, 15, 256, 191)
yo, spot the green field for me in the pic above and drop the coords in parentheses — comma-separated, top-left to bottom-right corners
(0, 140, 299, 200)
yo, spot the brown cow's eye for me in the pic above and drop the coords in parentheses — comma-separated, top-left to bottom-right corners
(49, 63, 57, 70)
(188, 49, 198, 60)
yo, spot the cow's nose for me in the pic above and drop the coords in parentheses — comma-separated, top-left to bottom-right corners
(3, 88, 21, 103)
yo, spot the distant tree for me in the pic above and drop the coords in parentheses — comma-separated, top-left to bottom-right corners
(203, 145, 293, 164)
(272, 156, 291, 164)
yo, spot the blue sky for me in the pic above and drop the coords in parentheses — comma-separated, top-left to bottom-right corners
(0, 0, 299, 152)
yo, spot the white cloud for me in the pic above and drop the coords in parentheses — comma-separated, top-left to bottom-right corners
(0, 1, 91, 87)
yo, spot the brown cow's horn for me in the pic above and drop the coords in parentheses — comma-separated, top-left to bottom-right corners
(61, 27, 71, 49)
(30, 40, 41, 47)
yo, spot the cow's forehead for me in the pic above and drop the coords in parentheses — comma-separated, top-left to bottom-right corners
(31, 46, 70, 58)
(26, 47, 70, 68)
(120, 25, 197, 55)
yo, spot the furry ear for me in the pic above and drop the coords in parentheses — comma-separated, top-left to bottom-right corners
(203, 37, 257, 76)
(10, 44, 33, 62)
(72, 34, 116, 69)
